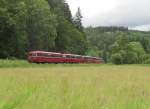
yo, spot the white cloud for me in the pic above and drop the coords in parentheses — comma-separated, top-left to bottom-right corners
(67, 0, 118, 19)
(129, 24, 150, 31)
(67, 0, 150, 31)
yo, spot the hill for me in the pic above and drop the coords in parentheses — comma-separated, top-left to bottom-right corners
(85, 26, 150, 64)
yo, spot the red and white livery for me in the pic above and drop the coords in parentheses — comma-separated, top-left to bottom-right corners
(27, 51, 103, 64)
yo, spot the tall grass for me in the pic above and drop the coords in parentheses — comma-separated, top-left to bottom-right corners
(0, 64, 150, 109)
(0, 60, 29, 68)
(0, 59, 105, 68)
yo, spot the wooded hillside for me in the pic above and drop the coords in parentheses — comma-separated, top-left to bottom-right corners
(0, 0, 87, 59)
(85, 26, 150, 64)
(1, 0, 150, 64)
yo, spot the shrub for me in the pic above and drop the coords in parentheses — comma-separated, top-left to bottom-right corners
(144, 58, 150, 64)
(111, 53, 123, 64)
(143, 54, 150, 64)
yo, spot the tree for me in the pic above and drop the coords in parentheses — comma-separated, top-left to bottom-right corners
(55, 18, 87, 54)
(0, 0, 28, 58)
(85, 26, 150, 64)
(111, 53, 123, 64)
(127, 42, 145, 63)
(49, 1, 88, 54)
(47, 0, 65, 9)
(63, 1, 73, 23)
(73, 7, 83, 32)
(111, 40, 146, 64)
(25, 0, 57, 51)
(0, 0, 88, 59)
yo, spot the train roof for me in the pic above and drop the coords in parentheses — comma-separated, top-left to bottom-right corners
(63, 53, 81, 56)
(83, 56, 102, 59)
(28, 51, 103, 59)
(29, 51, 62, 55)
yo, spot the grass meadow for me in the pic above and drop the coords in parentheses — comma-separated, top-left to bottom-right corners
(0, 60, 150, 109)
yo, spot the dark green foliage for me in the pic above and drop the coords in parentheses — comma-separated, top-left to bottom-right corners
(73, 7, 83, 32)
(111, 53, 123, 64)
(0, 0, 88, 59)
(63, 1, 73, 23)
(0, 0, 28, 58)
(86, 26, 128, 33)
(55, 18, 87, 54)
(85, 46, 101, 57)
(142, 54, 150, 64)
(85, 27, 150, 64)
(111, 34, 145, 64)
(47, 0, 64, 9)
(25, 0, 57, 51)
(111, 34, 146, 64)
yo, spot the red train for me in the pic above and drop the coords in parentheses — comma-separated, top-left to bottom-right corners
(27, 51, 103, 64)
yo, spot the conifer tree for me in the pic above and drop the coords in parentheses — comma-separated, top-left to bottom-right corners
(73, 7, 83, 32)
(63, 1, 73, 23)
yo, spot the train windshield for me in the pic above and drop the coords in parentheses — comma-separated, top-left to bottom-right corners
(29, 53, 36, 56)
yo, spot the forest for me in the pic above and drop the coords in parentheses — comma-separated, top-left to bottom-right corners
(0, 0, 87, 59)
(85, 27, 150, 64)
(0, 0, 150, 64)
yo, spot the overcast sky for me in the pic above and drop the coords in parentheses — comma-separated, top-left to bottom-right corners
(67, 0, 150, 31)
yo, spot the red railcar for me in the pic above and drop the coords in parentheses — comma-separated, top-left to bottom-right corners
(27, 51, 103, 64)
(28, 51, 63, 63)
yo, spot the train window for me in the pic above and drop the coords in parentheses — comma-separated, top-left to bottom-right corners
(51, 55, 57, 57)
(63, 55, 66, 58)
(43, 53, 49, 57)
(65, 55, 71, 58)
(71, 55, 75, 58)
(36, 53, 62, 58)
(30, 53, 36, 56)
(71, 56, 75, 58)
(66, 55, 70, 58)
(66, 55, 69, 58)
(37, 53, 44, 56)
(28, 53, 32, 56)
(76, 56, 81, 58)
(50, 54, 62, 58)
(37, 53, 48, 57)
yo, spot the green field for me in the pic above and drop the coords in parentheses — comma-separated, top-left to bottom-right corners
(0, 61, 150, 109)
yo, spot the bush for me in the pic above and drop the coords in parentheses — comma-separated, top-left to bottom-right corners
(111, 53, 123, 64)
(143, 54, 150, 64)
(125, 51, 138, 64)
(144, 58, 150, 64)
(111, 41, 146, 64)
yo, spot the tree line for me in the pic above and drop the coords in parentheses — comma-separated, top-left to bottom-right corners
(0, 0, 87, 59)
(1, 0, 150, 64)
(85, 26, 150, 64)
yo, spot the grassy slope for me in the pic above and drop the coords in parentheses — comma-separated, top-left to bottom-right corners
(0, 60, 150, 109)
